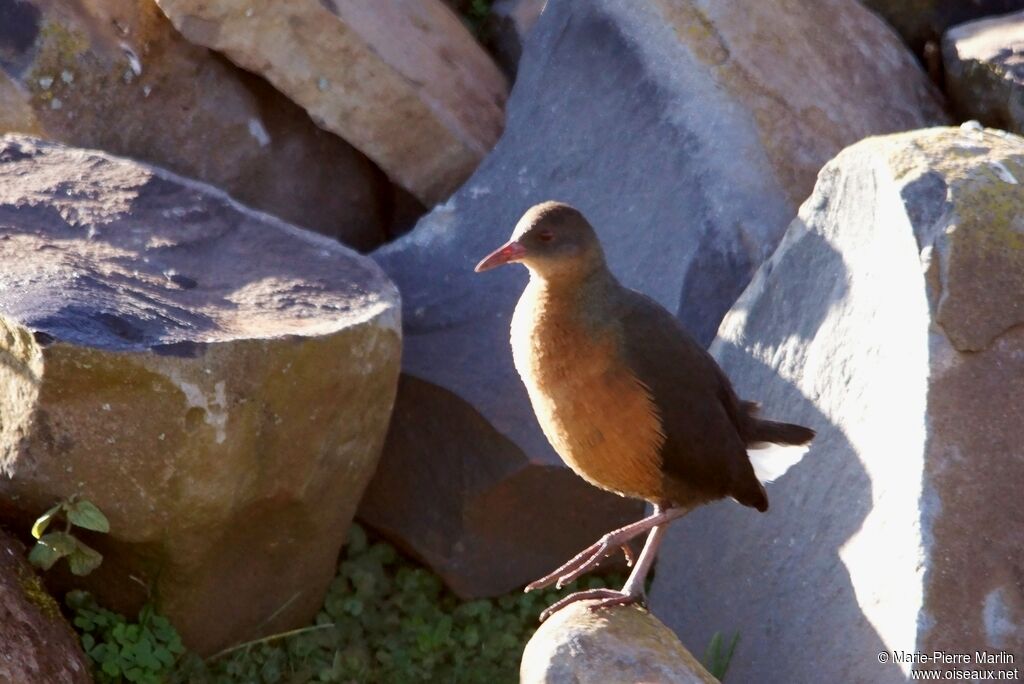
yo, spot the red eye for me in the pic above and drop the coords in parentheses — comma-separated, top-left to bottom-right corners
(537, 230, 554, 242)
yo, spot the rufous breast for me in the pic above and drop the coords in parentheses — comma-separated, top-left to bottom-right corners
(510, 281, 667, 501)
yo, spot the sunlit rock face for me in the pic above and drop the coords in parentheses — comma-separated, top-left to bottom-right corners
(154, 0, 510, 207)
(651, 125, 1024, 683)
(0, 0, 393, 248)
(521, 601, 719, 684)
(0, 135, 402, 655)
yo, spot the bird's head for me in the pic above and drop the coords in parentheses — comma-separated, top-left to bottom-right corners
(474, 201, 605, 280)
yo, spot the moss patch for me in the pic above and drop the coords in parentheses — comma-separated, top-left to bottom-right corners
(15, 562, 62, 621)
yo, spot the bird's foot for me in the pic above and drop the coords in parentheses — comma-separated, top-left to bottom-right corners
(524, 535, 619, 593)
(525, 507, 684, 594)
(538, 588, 644, 622)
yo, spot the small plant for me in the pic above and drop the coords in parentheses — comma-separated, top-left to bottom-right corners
(703, 630, 740, 681)
(29, 495, 109, 576)
(68, 590, 185, 684)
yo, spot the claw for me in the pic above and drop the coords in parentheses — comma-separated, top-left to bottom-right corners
(525, 536, 614, 593)
(538, 588, 644, 622)
(621, 544, 636, 567)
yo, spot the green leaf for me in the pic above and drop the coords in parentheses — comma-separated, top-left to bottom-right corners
(65, 589, 92, 611)
(31, 503, 62, 539)
(168, 636, 185, 655)
(703, 630, 741, 680)
(703, 631, 722, 667)
(28, 531, 80, 571)
(154, 647, 175, 667)
(137, 646, 161, 670)
(67, 499, 110, 533)
(38, 531, 78, 555)
(67, 540, 103, 576)
(28, 541, 63, 571)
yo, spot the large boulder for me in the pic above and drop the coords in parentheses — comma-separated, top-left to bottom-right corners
(0, 0, 396, 249)
(521, 602, 718, 684)
(651, 125, 1024, 682)
(861, 0, 1024, 54)
(943, 10, 1024, 134)
(0, 529, 92, 684)
(361, 0, 946, 599)
(0, 135, 402, 655)
(154, 0, 509, 207)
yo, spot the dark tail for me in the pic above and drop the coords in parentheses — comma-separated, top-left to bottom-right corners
(749, 419, 815, 446)
(740, 401, 815, 446)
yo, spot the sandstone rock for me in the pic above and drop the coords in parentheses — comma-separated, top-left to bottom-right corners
(651, 125, 1024, 682)
(943, 10, 1024, 134)
(0, 529, 92, 684)
(521, 601, 718, 684)
(861, 0, 1024, 54)
(0, 0, 393, 249)
(0, 135, 402, 655)
(154, 0, 509, 207)
(360, 0, 946, 599)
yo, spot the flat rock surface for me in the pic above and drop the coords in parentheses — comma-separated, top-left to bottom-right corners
(361, 0, 946, 598)
(943, 10, 1024, 134)
(651, 125, 1024, 683)
(0, 134, 402, 655)
(0, 0, 392, 248)
(521, 601, 718, 684)
(0, 530, 91, 684)
(155, 0, 509, 206)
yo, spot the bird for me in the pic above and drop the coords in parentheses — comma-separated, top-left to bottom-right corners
(474, 201, 815, 621)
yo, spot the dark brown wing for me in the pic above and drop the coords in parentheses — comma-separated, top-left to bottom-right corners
(616, 289, 767, 511)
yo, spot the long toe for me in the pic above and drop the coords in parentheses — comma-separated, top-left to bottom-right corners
(524, 540, 612, 593)
(536, 585, 630, 622)
(583, 591, 644, 613)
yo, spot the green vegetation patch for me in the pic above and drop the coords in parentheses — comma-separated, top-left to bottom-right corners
(168, 524, 621, 683)
(68, 590, 185, 684)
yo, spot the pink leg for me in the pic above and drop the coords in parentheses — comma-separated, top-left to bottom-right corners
(538, 513, 675, 622)
(525, 505, 686, 593)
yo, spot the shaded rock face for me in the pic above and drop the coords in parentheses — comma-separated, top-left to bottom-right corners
(943, 10, 1024, 134)
(521, 601, 718, 684)
(481, 0, 546, 78)
(154, 0, 509, 207)
(0, 530, 92, 684)
(0, 135, 402, 655)
(862, 0, 1024, 54)
(0, 0, 394, 249)
(361, 0, 946, 599)
(651, 126, 1024, 683)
